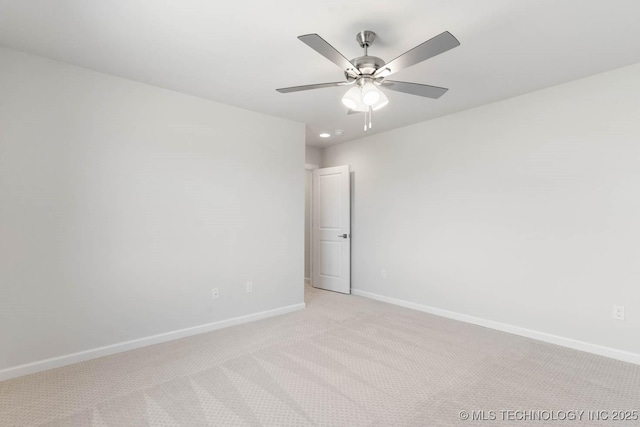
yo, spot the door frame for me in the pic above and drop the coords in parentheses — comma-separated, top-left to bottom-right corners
(305, 163, 319, 286)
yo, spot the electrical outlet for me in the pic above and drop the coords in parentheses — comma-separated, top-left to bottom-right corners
(381, 269, 387, 278)
(246, 281, 253, 293)
(212, 288, 219, 300)
(613, 305, 625, 321)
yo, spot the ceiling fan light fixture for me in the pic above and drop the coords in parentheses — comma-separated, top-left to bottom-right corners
(361, 82, 381, 105)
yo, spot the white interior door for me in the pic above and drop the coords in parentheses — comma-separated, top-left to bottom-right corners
(312, 165, 350, 294)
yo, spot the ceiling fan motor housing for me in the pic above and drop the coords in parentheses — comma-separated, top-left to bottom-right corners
(346, 55, 386, 81)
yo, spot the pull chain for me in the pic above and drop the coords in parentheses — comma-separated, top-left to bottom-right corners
(363, 107, 374, 131)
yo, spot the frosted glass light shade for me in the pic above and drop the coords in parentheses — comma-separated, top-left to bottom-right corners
(342, 86, 367, 112)
(341, 86, 361, 110)
(361, 82, 381, 105)
(371, 90, 389, 111)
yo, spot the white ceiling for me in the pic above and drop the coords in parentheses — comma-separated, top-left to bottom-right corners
(1, 1, 640, 147)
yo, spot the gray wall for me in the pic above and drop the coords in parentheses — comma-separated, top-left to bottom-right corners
(0, 47, 305, 371)
(324, 62, 640, 356)
(305, 146, 322, 166)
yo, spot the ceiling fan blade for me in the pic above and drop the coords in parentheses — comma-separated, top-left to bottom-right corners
(374, 31, 460, 78)
(347, 109, 362, 115)
(382, 80, 449, 99)
(276, 81, 351, 93)
(298, 34, 360, 76)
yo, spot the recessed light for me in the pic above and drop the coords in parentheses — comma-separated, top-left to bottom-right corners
(334, 129, 344, 136)
(319, 133, 331, 138)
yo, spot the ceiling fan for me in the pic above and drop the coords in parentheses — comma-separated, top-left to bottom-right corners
(276, 30, 460, 131)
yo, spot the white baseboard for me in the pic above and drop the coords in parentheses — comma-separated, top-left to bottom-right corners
(351, 289, 640, 366)
(0, 303, 306, 382)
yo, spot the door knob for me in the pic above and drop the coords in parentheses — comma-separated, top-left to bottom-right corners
(338, 234, 349, 238)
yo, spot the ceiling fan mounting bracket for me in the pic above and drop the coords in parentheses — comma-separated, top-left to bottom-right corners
(356, 30, 377, 57)
(356, 30, 376, 49)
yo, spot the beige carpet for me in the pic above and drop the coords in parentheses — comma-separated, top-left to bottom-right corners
(1, 285, 639, 426)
